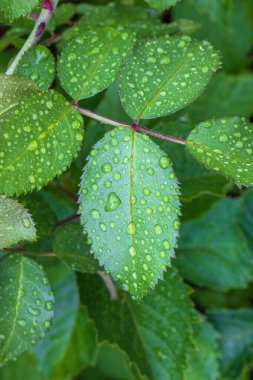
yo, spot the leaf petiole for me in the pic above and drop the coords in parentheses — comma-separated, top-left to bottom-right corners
(73, 103, 186, 145)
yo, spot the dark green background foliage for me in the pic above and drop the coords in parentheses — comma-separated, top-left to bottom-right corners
(0, 0, 253, 379)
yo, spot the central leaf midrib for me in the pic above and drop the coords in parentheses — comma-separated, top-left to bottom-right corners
(136, 43, 202, 121)
(188, 140, 252, 165)
(129, 128, 136, 270)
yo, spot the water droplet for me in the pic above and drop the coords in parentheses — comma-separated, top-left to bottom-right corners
(68, 52, 77, 62)
(18, 319, 26, 327)
(29, 175, 36, 184)
(159, 155, 170, 169)
(154, 224, 163, 234)
(45, 301, 54, 311)
(160, 57, 171, 65)
(22, 217, 31, 228)
(236, 141, 243, 148)
(99, 222, 107, 232)
(219, 134, 228, 142)
(143, 188, 151, 196)
(27, 140, 38, 152)
(91, 209, 100, 220)
(173, 220, 180, 231)
(46, 101, 53, 110)
(75, 133, 83, 142)
(102, 163, 112, 173)
(129, 246, 136, 257)
(163, 240, 171, 249)
(127, 222, 136, 235)
(28, 306, 40, 316)
(105, 192, 121, 212)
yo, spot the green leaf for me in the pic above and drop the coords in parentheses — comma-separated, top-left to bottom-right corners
(0, 90, 84, 196)
(186, 117, 253, 186)
(173, 0, 253, 72)
(16, 45, 55, 90)
(51, 306, 97, 379)
(0, 196, 36, 249)
(79, 270, 196, 380)
(20, 193, 57, 241)
(0, 0, 39, 22)
(58, 2, 181, 46)
(79, 127, 180, 299)
(31, 259, 79, 377)
(208, 309, 253, 380)
(176, 194, 253, 291)
(0, 352, 45, 380)
(145, 0, 180, 11)
(118, 35, 221, 121)
(179, 72, 253, 123)
(84, 342, 141, 380)
(184, 319, 220, 380)
(53, 221, 100, 273)
(48, 3, 76, 33)
(0, 254, 54, 366)
(58, 27, 136, 100)
(153, 120, 228, 202)
(0, 74, 38, 117)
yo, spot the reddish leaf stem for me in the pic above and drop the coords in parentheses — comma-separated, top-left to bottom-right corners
(5, 0, 59, 75)
(74, 104, 185, 145)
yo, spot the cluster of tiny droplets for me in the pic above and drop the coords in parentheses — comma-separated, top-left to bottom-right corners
(0, 75, 38, 116)
(79, 127, 181, 299)
(59, 2, 166, 45)
(0, 91, 84, 196)
(187, 117, 253, 186)
(118, 35, 220, 120)
(0, 196, 36, 249)
(0, 255, 54, 364)
(16, 45, 55, 90)
(58, 27, 136, 100)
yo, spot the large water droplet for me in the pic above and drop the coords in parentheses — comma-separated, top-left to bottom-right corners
(104, 192, 121, 212)
(22, 217, 31, 228)
(91, 209, 100, 220)
(159, 155, 170, 169)
(127, 222, 136, 235)
(102, 163, 112, 173)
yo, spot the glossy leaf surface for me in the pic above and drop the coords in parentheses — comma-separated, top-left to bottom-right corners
(80, 270, 196, 380)
(118, 35, 220, 120)
(58, 27, 136, 100)
(186, 117, 253, 186)
(79, 127, 180, 299)
(16, 46, 55, 90)
(0, 91, 84, 196)
(0, 254, 54, 366)
(0, 196, 36, 249)
(0, 74, 38, 117)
